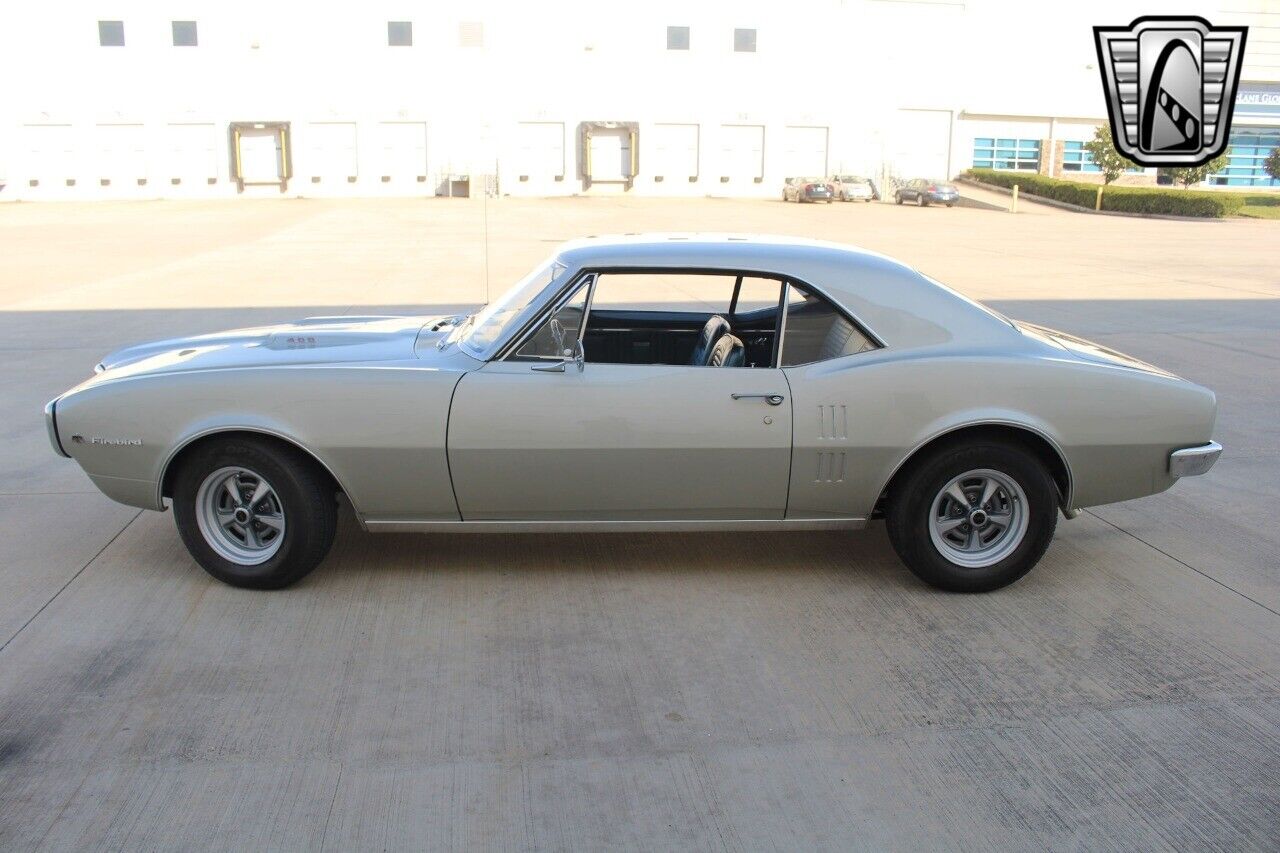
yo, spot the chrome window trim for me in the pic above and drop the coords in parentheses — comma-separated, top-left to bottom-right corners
(499, 272, 597, 363)
(776, 282, 791, 367)
(497, 266, 881, 369)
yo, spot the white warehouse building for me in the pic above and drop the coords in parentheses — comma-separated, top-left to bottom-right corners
(2, 0, 1278, 202)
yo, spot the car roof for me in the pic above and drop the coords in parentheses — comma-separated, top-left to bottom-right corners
(558, 233, 907, 272)
(553, 234, 1016, 350)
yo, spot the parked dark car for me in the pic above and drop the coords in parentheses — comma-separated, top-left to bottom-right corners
(783, 177, 834, 203)
(894, 179, 959, 207)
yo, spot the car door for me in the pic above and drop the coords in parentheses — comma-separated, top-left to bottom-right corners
(447, 272, 794, 521)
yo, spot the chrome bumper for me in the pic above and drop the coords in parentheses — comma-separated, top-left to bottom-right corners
(1169, 440, 1222, 477)
(45, 398, 70, 458)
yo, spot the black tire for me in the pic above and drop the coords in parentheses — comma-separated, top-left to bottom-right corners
(172, 436, 337, 589)
(885, 442, 1057, 592)
(895, 193, 903, 205)
(946, 202, 955, 208)
(916, 193, 926, 207)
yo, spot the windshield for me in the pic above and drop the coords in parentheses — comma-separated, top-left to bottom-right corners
(458, 259, 568, 358)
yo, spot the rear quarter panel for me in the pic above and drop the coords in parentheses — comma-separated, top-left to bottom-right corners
(784, 348, 1216, 518)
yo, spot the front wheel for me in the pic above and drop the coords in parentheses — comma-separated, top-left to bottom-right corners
(885, 443, 1057, 592)
(172, 436, 337, 589)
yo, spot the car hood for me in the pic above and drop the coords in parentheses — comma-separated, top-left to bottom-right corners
(94, 314, 465, 378)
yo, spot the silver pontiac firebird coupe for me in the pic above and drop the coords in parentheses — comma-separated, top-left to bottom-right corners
(46, 235, 1222, 591)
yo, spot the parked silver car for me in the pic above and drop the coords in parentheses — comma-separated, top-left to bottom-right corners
(831, 175, 875, 202)
(46, 235, 1220, 591)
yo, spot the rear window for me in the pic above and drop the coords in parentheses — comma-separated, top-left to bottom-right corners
(781, 284, 876, 366)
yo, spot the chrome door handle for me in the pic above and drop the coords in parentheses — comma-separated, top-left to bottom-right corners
(731, 393, 785, 406)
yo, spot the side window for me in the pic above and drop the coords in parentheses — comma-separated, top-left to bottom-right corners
(780, 284, 875, 366)
(510, 279, 590, 360)
(583, 272, 783, 368)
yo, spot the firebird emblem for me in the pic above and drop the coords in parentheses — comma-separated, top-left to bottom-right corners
(71, 435, 142, 447)
(1093, 16, 1247, 167)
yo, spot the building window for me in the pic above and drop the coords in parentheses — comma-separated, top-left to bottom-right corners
(98, 20, 124, 47)
(1210, 127, 1280, 186)
(459, 21, 484, 48)
(388, 21, 412, 46)
(1061, 139, 1142, 175)
(734, 28, 756, 52)
(172, 21, 197, 47)
(972, 138, 1040, 171)
(667, 26, 690, 50)
(1061, 140, 1100, 173)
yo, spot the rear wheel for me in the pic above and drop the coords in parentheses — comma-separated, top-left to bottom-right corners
(895, 192, 903, 205)
(916, 193, 926, 207)
(173, 436, 337, 589)
(885, 443, 1057, 592)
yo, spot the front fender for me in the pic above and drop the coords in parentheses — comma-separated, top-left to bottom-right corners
(54, 363, 467, 521)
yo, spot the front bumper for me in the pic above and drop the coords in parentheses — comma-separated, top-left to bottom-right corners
(1169, 441, 1222, 477)
(45, 398, 70, 458)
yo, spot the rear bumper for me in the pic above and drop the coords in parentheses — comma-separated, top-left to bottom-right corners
(927, 193, 959, 203)
(1169, 441, 1222, 477)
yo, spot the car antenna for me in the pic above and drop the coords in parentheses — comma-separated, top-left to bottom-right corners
(483, 169, 492, 304)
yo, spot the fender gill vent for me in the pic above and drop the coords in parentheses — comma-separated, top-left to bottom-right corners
(818, 404, 848, 440)
(816, 451, 847, 484)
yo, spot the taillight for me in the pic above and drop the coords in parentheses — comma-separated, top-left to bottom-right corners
(927, 185, 937, 192)
(804, 183, 815, 191)
(827, 183, 835, 193)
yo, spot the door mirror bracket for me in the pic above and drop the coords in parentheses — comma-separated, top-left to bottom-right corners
(532, 339, 584, 373)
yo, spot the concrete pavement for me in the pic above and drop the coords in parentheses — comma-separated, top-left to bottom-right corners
(1, 196, 1277, 850)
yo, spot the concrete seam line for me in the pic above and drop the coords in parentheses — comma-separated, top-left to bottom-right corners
(1084, 509, 1279, 619)
(0, 509, 143, 656)
(318, 763, 344, 851)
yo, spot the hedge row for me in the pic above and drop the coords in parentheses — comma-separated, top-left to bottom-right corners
(963, 169, 1247, 218)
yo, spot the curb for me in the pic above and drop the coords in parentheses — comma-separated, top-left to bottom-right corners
(955, 178, 1228, 222)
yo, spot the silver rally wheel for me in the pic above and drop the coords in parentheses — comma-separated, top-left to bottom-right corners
(927, 468, 1029, 569)
(194, 466, 286, 565)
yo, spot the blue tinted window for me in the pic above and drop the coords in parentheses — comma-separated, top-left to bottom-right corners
(1209, 126, 1280, 186)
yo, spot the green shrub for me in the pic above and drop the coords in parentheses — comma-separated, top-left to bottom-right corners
(963, 168, 1247, 218)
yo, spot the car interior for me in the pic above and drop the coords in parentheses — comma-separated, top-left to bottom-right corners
(510, 271, 877, 368)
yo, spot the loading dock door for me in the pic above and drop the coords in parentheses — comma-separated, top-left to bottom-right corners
(164, 123, 218, 185)
(21, 125, 75, 189)
(375, 121, 427, 187)
(230, 122, 291, 189)
(781, 126, 829, 177)
(588, 127, 631, 181)
(513, 122, 565, 191)
(886, 109, 952, 179)
(94, 124, 147, 187)
(305, 122, 358, 183)
(718, 125, 764, 184)
(650, 123, 699, 182)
